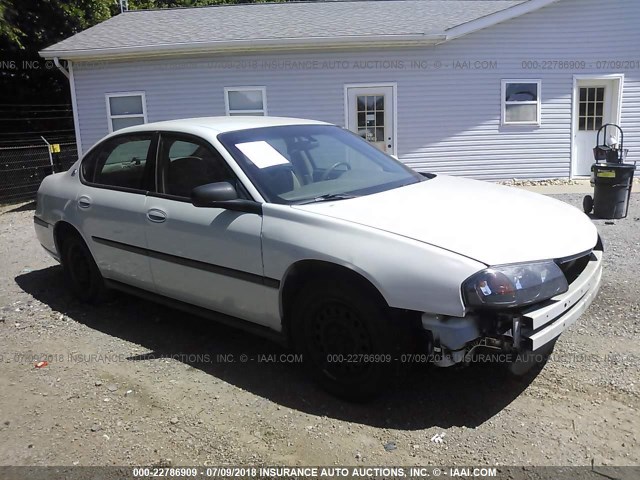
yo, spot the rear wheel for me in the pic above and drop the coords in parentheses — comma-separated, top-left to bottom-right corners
(61, 234, 106, 303)
(291, 279, 401, 401)
(583, 195, 594, 214)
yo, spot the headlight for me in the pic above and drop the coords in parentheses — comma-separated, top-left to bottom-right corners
(463, 261, 568, 308)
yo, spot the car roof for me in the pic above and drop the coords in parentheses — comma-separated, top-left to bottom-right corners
(112, 116, 332, 137)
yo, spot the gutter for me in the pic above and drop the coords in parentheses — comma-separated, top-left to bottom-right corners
(40, 33, 447, 61)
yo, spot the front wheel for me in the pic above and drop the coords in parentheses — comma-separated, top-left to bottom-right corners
(583, 195, 594, 214)
(291, 280, 401, 401)
(507, 339, 557, 377)
(61, 234, 106, 303)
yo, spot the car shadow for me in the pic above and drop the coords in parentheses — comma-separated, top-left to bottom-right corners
(15, 266, 539, 430)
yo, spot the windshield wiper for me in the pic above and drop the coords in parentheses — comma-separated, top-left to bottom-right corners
(297, 193, 359, 204)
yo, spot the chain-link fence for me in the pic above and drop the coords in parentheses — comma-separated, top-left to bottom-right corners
(0, 137, 78, 204)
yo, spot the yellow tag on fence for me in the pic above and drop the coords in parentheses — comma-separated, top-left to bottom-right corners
(596, 170, 615, 178)
(49, 144, 61, 153)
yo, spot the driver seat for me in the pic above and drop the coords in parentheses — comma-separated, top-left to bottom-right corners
(167, 157, 209, 197)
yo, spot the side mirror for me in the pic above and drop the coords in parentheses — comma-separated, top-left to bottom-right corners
(191, 182, 238, 207)
(190, 182, 262, 214)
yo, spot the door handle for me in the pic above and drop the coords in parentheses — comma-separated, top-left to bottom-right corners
(146, 208, 167, 223)
(78, 196, 91, 209)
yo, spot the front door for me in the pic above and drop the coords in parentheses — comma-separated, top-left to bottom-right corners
(143, 133, 275, 328)
(574, 78, 621, 176)
(346, 85, 395, 155)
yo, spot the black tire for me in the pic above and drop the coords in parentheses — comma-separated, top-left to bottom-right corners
(61, 234, 106, 303)
(583, 195, 594, 214)
(291, 279, 402, 401)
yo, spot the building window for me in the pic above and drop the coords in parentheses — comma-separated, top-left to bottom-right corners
(501, 80, 541, 125)
(224, 87, 267, 116)
(106, 92, 147, 132)
(578, 87, 605, 131)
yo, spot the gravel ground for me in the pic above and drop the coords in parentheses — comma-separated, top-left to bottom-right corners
(0, 193, 638, 468)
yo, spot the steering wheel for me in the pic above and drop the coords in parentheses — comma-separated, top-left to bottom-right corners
(321, 162, 351, 181)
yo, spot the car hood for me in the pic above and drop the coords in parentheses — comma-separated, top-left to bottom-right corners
(293, 175, 598, 266)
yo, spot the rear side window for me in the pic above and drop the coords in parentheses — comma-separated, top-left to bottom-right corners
(82, 135, 152, 190)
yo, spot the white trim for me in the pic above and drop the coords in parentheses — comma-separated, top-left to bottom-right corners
(105, 91, 148, 133)
(343, 82, 398, 157)
(68, 62, 83, 158)
(393, 84, 398, 158)
(40, 34, 447, 61)
(501, 79, 542, 126)
(224, 86, 267, 116)
(444, 0, 561, 41)
(570, 73, 624, 179)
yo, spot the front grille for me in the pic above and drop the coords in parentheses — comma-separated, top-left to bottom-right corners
(556, 252, 592, 285)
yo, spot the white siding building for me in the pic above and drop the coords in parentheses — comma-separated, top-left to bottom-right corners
(41, 0, 640, 180)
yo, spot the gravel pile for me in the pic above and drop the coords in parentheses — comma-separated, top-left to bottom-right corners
(500, 177, 640, 187)
(500, 179, 585, 186)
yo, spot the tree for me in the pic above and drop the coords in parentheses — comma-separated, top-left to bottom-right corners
(0, 1, 117, 136)
(0, 0, 267, 137)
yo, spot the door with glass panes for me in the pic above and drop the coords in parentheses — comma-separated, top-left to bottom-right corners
(346, 86, 395, 155)
(574, 79, 620, 176)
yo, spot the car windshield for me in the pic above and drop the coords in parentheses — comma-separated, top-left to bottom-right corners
(218, 124, 425, 204)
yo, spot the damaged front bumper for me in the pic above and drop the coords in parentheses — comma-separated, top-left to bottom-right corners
(422, 249, 603, 366)
(520, 249, 602, 350)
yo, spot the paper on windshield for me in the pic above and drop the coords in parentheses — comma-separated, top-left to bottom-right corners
(236, 141, 290, 169)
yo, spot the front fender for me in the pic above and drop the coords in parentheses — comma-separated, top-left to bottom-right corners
(262, 204, 485, 317)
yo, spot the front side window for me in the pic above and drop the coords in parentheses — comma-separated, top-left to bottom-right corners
(106, 92, 147, 132)
(158, 134, 236, 198)
(83, 134, 152, 190)
(502, 80, 541, 125)
(224, 87, 266, 116)
(218, 125, 423, 204)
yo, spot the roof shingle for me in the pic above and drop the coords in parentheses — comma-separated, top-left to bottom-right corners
(42, 0, 528, 58)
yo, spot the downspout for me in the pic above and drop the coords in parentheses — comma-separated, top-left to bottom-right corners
(53, 57, 69, 79)
(53, 57, 83, 159)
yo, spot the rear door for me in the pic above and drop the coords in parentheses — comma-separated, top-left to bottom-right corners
(143, 132, 277, 328)
(76, 133, 155, 290)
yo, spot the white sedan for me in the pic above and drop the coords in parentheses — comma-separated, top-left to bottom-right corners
(34, 117, 603, 400)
